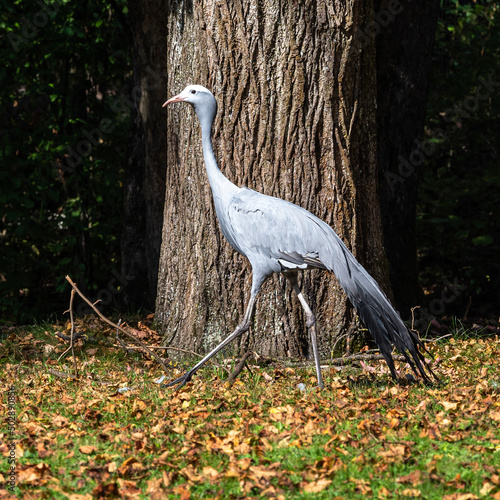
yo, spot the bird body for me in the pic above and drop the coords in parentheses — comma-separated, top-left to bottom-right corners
(163, 84, 437, 389)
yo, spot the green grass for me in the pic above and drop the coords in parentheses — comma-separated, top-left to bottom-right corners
(1, 322, 499, 499)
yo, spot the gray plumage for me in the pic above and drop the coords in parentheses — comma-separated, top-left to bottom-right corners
(163, 84, 437, 390)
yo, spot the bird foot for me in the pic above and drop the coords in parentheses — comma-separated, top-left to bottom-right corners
(162, 371, 194, 391)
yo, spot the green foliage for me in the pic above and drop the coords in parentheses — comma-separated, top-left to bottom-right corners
(0, 0, 132, 322)
(418, 0, 500, 317)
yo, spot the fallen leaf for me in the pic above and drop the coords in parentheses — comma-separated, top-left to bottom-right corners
(397, 470, 421, 485)
(489, 411, 500, 422)
(401, 488, 421, 497)
(79, 445, 97, 454)
(201, 466, 219, 479)
(378, 486, 391, 497)
(443, 494, 479, 500)
(91, 483, 119, 498)
(480, 482, 495, 496)
(17, 462, 51, 484)
(351, 478, 371, 494)
(180, 464, 202, 482)
(302, 479, 332, 493)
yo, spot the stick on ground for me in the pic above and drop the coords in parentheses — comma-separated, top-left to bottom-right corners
(65, 275, 171, 375)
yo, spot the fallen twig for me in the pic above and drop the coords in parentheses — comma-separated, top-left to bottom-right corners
(65, 275, 170, 375)
(116, 319, 134, 354)
(55, 331, 99, 343)
(285, 352, 405, 369)
(57, 289, 79, 377)
(48, 368, 77, 380)
(226, 351, 253, 385)
(421, 333, 452, 343)
(329, 353, 406, 365)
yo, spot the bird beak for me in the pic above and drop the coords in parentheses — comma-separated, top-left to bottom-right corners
(162, 94, 184, 107)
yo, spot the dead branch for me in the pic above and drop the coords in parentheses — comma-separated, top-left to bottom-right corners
(65, 275, 170, 374)
(57, 289, 79, 377)
(225, 351, 253, 385)
(55, 331, 99, 343)
(285, 352, 406, 369)
(329, 353, 406, 365)
(48, 368, 77, 380)
(69, 289, 77, 376)
(421, 333, 452, 343)
(115, 319, 134, 354)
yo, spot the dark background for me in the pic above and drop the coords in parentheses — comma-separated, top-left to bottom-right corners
(1, 0, 498, 326)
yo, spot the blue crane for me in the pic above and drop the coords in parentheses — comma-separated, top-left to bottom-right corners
(163, 85, 437, 390)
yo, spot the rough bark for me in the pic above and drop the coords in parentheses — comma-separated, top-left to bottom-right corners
(121, 0, 168, 309)
(375, 0, 439, 315)
(156, 0, 388, 360)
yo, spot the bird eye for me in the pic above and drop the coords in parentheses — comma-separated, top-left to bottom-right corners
(190, 89, 196, 94)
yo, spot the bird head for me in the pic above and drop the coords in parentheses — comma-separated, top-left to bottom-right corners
(163, 85, 217, 122)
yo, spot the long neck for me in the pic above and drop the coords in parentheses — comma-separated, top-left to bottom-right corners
(198, 110, 238, 201)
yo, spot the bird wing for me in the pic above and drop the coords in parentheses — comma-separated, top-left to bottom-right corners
(222, 187, 436, 383)
(224, 187, 348, 271)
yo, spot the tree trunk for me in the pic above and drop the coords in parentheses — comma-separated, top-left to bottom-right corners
(375, 0, 439, 315)
(156, 0, 388, 360)
(121, 0, 168, 309)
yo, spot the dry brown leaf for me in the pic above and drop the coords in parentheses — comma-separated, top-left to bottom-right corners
(53, 415, 70, 427)
(180, 464, 202, 482)
(302, 478, 332, 493)
(236, 458, 252, 471)
(91, 483, 119, 499)
(146, 477, 163, 494)
(17, 463, 51, 483)
(117, 457, 142, 476)
(79, 445, 97, 454)
(351, 478, 371, 494)
(401, 488, 421, 497)
(201, 466, 219, 479)
(117, 478, 142, 498)
(172, 485, 191, 500)
(480, 482, 495, 496)
(397, 470, 422, 485)
(489, 411, 500, 422)
(248, 465, 278, 481)
(107, 462, 117, 473)
(443, 494, 479, 500)
(378, 486, 391, 497)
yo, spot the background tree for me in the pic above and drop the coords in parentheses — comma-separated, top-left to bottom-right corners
(121, 0, 168, 309)
(2, 0, 498, 336)
(156, 0, 388, 358)
(375, 0, 439, 316)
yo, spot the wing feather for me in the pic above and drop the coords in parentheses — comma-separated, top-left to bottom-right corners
(220, 187, 437, 382)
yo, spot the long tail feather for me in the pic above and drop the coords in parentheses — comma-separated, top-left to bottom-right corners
(328, 239, 438, 383)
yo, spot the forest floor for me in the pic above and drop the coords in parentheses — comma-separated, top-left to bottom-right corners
(0, 317, 499, 499)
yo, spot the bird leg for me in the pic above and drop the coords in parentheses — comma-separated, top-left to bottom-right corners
(286, 274, 324, 389)
(163, 293, 258, 390)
